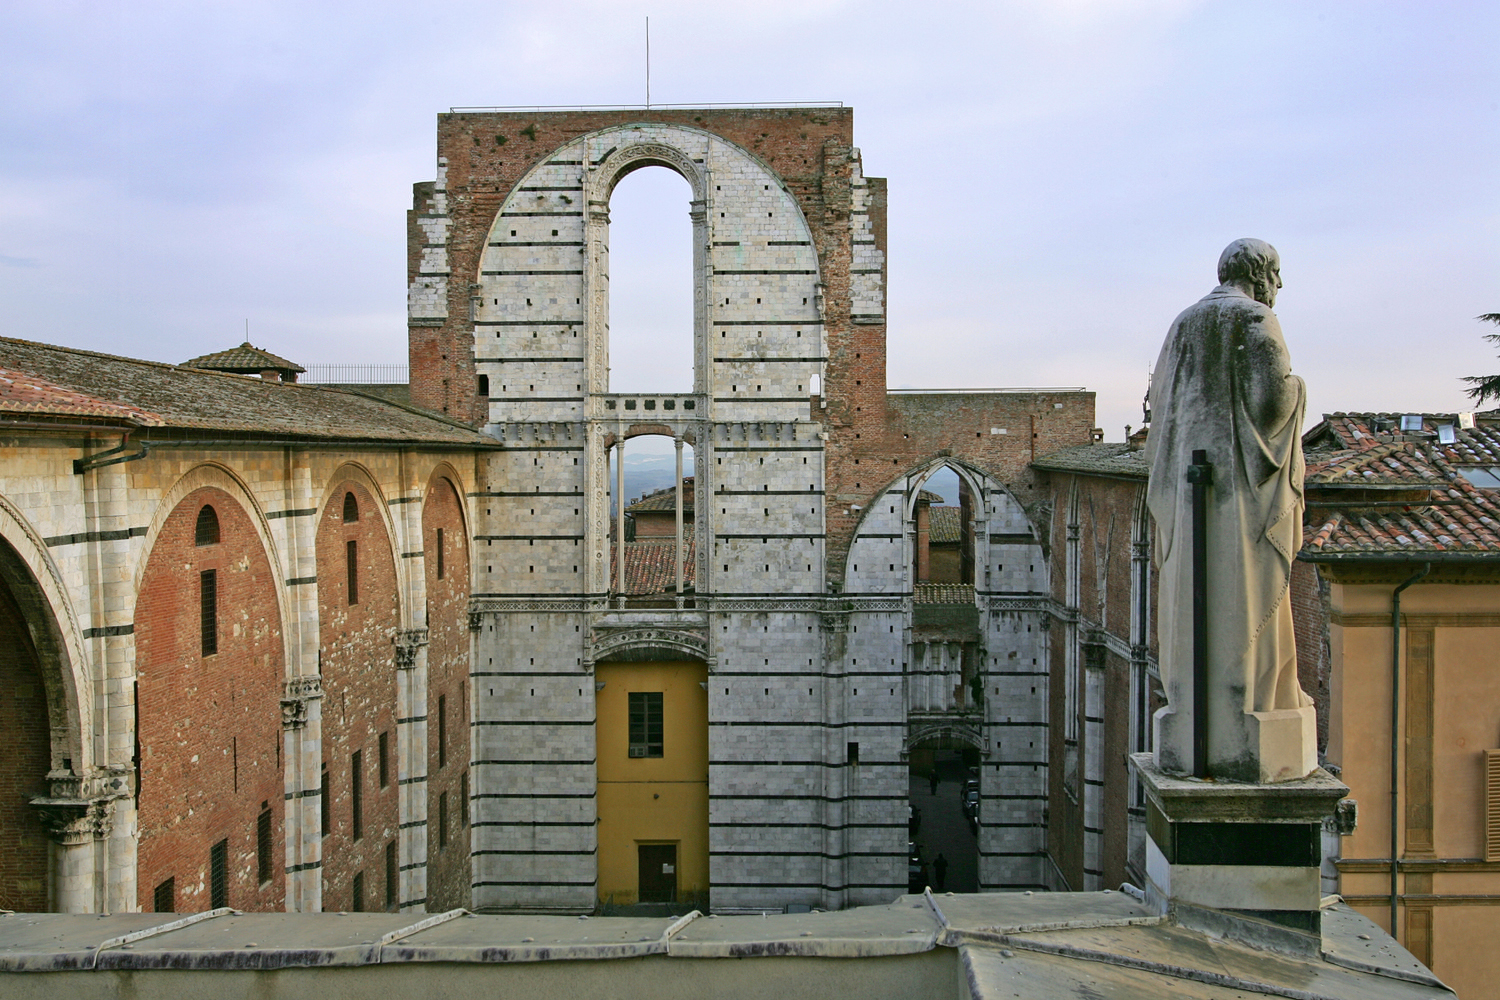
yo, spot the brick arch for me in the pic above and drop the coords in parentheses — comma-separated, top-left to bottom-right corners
(0, 492, 90, 775)
(315, 470, 402, 913)
(135, 485, 286, 913)
(135, 463, 291, 676)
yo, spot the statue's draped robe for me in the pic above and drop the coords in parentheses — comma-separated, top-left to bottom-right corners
(1145, 285, 1310, 765)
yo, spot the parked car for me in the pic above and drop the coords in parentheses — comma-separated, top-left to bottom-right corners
(963, 787, 980, 822)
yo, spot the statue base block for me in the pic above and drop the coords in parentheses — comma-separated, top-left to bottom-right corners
(1129, 752, 1348, 954)
(1155, 704, 1317, 783)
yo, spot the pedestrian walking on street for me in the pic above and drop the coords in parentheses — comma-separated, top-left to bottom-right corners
(934, 853, 949, 892)
(929, 769, 939, 795)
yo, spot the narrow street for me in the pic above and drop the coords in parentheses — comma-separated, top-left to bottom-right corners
(908, 751, 979, 894)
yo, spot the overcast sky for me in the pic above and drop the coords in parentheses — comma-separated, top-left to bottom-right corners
(2, 1, 1495, 440)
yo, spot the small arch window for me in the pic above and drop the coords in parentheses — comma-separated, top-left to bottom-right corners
(195, 505, 220, 546)
(343, 492, 359, 523)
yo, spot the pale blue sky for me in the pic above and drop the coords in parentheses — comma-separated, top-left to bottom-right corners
(1, 1, 1495, 439)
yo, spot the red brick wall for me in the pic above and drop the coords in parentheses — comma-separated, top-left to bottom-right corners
(317, 482, 400, 912)
(136, 487, 284, 912)
(423, 475, 471, 910)
(0, 567, 50, 911)
(1291, 559, 1332, 758)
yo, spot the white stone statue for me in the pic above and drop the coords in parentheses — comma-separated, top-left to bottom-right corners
(1144, 239, 1315, 783)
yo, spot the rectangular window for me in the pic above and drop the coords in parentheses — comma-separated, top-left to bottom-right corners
(385, 841, 397, 910)
(436, 527, 445, 579)
(460, 771, 470, 828)
(438, 694, 447, 769)
(320, 760, 330, 837)
(346, 539, 359, 604)
(628, 692, 664, 758)
(1486, 749, 1500, 862)
(378, 731, 389, 788)
(256, 806, 273, 885)
(153, 877, 174, 913)
(439, 790, 449, 849)
(847, 741, 860, 766)
(352, 749, 363, 842)
(199, 569, 218, 656)
(210, 839, 228, 909)
(352, 871, 365, 913)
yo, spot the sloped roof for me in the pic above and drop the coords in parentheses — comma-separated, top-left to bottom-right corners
(184, 342, 305, 374)
(1, 337, 496, 447)
(1031, 442, 1149, 480)
(929, 507, 962, 544)
(914, 582, 975, 604)
(1300, 412, 1500, 560)
(0, 365, 165, 426)
(626, 479, 695, 514)
(917, 488, 944, 504)
(613, 538, 696, 595)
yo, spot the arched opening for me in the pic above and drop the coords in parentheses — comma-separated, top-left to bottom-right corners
(0, 537, 55, 911)
(608, 433, 696, 608)
(607, 166, 694, 394)
(911, 464, 975, 588)
(907, 738, 981, 895)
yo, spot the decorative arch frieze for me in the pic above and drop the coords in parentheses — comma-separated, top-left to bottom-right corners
(591, 625, 709, 665)
(903, 719, 990, 757)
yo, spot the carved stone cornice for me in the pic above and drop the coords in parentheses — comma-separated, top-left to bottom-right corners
(902, 718, 990, 757)
(394, 628, 430, 670)
(591, 625, 709, 663)
(30, 769, 128, 846)
(281, 675, 323, 730)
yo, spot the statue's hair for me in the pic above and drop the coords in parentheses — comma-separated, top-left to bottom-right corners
(1217, 238, 1278, 286)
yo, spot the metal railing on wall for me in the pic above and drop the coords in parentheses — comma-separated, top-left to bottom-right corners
(302, 364, 409, 385)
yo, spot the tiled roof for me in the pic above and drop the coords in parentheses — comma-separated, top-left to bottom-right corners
(929, 507, 962, 544)
(626, 479, 695, 514)
(1300, 412, 1500, 560)
(612, 538, 696, 595)
(0, 366, 165, 426)
(184, 342, 305, 374)
(1, 338, 496, 447)
(917, 488, 944, 504)
(1031, 443, 1149, 480)
(914, 582, 975, 604)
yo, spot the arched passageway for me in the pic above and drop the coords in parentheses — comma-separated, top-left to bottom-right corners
(0, 541, 53, 911)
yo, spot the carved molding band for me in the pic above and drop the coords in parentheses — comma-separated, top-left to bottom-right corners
(30, 768, 129, 846)
(903, 720, 990, 757)
(591, 626, 709, 663)
(282, 675, 323, 729)
(394, 628, 430, 670)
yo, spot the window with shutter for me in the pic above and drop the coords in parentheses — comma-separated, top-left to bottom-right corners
(1486, 749, 1500, 862)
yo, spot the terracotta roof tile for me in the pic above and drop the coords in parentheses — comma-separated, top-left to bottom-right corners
(0, 366, 164, 426)
(929, 507, 962, 544)
(626, 479, 695, 514)
(914, 583, 975, 604)
(611, 538, 696, 595)
(1, 337, 495, 447)
(1301, 412, 1500, 560)
(184, 342, 305, 374)
(1031, 443, 1149, 480)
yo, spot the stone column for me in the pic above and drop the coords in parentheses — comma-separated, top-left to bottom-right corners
(674, 435, 685, 608)
(395, 628, 430, 912)
(281, 676, 323, 912)
(32, 772, 123, 913)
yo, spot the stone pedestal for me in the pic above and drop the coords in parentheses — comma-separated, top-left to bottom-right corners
(1156, 703, 1317, 784)
(1129, 753, 1347, 951)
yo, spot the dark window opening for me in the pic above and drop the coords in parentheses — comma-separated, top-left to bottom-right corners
(153, 877, 174, 913)
(460, 771, 470, 827)
(378, 731, 389, 787)
(438, 694, 447, 768)
(477, 373, 489, 398)
(352, 871, 365, 913)
(343, 491, 359, 522)
(346, 539, 359, 604)
(352, 749, 363, 841)
(195, 505, 220, 546)
(199, 569, 217, 656)
(628, 692, 664, 758)
(320, 760, 330, 837)
(385, 841, 397, 910)
(847, 741, 860, 765)
(210, 839, 228, 909)
(256, 806, 273, 885)
(439, 790, 449, 849)
(436, 527, 445, 579)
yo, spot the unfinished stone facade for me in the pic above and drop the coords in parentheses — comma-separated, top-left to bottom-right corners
(410, 106, 1098, 911)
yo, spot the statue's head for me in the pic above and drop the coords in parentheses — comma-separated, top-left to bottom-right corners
(1217, 238, 1282, 308)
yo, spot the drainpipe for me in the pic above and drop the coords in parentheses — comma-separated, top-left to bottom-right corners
(1390, 562, 1431, 939)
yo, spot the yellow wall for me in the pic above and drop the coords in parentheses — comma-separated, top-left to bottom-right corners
(596, 661, 709, 905)
(1325, 575, 1500, 994)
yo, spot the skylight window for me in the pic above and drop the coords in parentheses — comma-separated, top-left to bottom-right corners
(1458, 467, 1500, 489)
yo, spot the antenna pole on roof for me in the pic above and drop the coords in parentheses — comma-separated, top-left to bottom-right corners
(645, 17, 650, 109)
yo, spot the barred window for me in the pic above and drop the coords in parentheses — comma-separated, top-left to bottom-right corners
(346, 539, 359, 605)
(352, 749, 363, 842)
(385, 841, 397, 910)
(256, 805, 273, 885)
(352, 871, 365, 913)
(153, 877, 174, 913)
(320, 760, 330, 837)
(210, 839, 228, 909)
(628, 692, 664, 758)
(378, 731, 389, 788)
(199, 569, 217, 656)
(460, 770, 469, 827)
(436, 527, 445, 580)
(195, 505, 219, 546)
(438, 694, 447, 769)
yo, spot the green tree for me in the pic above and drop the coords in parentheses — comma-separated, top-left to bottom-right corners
(1462, 313, 1500, 406)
